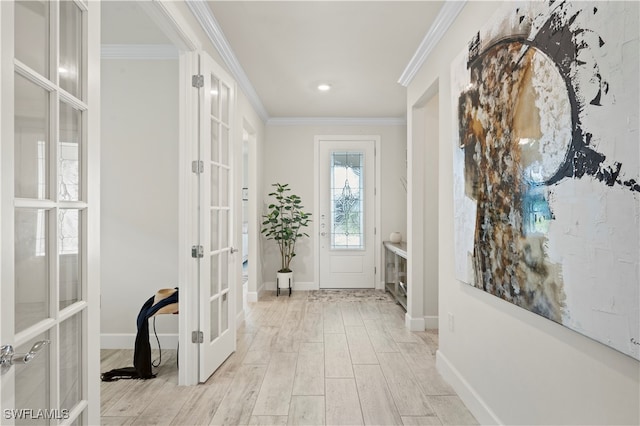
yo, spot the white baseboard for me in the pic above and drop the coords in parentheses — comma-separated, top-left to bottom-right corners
(246, 291, 258, 303)
(405, 312, 426, 331)
(101, 333, 179, 349)
(425, 315, 439, 330)
(436, 350, 502, 425)
(263, 281, 318, 291)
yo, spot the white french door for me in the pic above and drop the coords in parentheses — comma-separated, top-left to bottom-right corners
(1, 0, 99, 424)
(197, 53, 236, 382)
(317, 137, 377, 289)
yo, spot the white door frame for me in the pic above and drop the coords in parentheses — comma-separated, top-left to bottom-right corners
(314, 135, 382, 290)
(136, 1, 207, 386)
(241, 120, 261, 303)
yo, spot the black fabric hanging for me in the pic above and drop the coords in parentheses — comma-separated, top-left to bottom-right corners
(101, 288, 179, 382)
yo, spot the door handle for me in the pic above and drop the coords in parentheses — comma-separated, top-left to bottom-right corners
(230, 247, 239, 254)
(1, 340, 50, 368)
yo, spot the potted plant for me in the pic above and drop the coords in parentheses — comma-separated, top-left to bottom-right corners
(261, 183, 312, 296)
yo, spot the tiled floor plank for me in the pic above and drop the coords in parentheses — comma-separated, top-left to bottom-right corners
(251, 352, 298, 416)
(353, 364, 403, 425)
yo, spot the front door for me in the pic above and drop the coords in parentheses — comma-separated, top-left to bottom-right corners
(197, 53, 236, 382)
(1, 0, 100, 424)
(318, 137, 376, 288)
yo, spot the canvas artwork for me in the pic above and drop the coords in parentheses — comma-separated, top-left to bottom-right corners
(452, 1, 639, 360)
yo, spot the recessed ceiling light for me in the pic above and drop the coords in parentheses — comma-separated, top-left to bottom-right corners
(317, 84, 331, 92)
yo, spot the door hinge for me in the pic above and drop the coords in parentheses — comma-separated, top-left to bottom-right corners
(374, 227, 377, 235)
(374, 266, 377, 274)
(192, 74, 204, 88)
(192, 331, 204, 344)
(191, 245, 204, 258)
(192, 160, 204, 174)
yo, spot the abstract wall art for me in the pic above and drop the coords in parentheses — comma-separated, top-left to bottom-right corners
(452, 1, 639, 360)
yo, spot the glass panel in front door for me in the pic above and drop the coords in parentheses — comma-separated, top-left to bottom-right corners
(330, 152, 365, 249)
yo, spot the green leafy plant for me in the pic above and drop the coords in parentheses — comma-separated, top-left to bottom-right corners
(261, 183, 312, 273)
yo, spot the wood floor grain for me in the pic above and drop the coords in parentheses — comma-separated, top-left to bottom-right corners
(101, 290, 477, 425)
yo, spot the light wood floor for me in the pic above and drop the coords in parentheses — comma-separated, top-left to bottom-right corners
(100, 290, 478, 425)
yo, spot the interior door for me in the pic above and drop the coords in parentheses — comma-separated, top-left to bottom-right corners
(198, 53, 236, 382)
(1, 0, 99, 424)
(319, 138, 376, 288)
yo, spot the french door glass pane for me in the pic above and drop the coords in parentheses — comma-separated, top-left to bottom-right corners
(330, 152, 364, 249)
(220, 84, 229, 124)
(15, 73, 50, 200)
(15, 209, 50, 333)
(221, 127, 229, 166)
(59, 0, 82, 98)
(60, 313, 82, 412)
(210, 298, 219, 341)
(210, 254, 219, 294)
(59, 102, 81, 201)
(59, 209, 81, 309)
(211, 122, 219, 162)
(15, 0, 49, 78)
(221, 251, 228, 291)
(220, 210, 228, 248)
(210, 210, 219, 251)
(15, 332, 50, 426)
(220, 168, 228, 207)
(221, 293, 228, 333)
(211, 165, 219, 206)
(210, 76, 219, 119)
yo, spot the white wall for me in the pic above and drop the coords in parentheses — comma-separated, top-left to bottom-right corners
(407, 1, 640, 424)
(101, 59, 179, 348)
(262, 124, 407, 291)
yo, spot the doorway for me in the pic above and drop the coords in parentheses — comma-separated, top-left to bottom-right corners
(100, 1, 181, 363)
(315, 136, 380, 289)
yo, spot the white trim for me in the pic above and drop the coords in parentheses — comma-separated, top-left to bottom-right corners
(436, 350, 503, 425)
(178, 52, 200, 386)
(138, 0, 201, 52)
(398, 1, 466, 87)
(424, 315, 439, 330)
(263, 281, 318, 292)
(100, 333, 179, 350)
(101, 44, 179, 60)
(404, 313, 426, 332)
(186, 0, 268, 121)
(246, 291, 259, 303)
(268, 117, 407, 127)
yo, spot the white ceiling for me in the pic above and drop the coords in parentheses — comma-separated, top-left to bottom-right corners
(101, 1, 445, 120)
(206, 1, 443, 119)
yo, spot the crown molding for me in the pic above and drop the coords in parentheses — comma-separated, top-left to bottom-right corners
(101, 44, 178, 60)
(267, 117, 407, 127)
(186, 0, 269, 122)
(398, 0, 467, 87)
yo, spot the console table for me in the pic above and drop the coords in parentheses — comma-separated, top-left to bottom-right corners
(383, 241, 407, 310)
